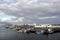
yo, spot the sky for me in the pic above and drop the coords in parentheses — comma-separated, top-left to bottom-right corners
(0, 0, 60, 24)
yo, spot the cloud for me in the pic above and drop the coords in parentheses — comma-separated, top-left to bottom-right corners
(39, 16, 58, 19)
(0, 0, 17, 4)
(0, 0, 60, 24)
(3, 0, 12, 3)
(0, 17, 24, 23)
(0, 10, 5, 16)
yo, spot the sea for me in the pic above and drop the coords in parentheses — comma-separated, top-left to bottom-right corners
(0, 26, 60, 40)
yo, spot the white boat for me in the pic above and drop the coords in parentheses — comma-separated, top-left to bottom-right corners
(24, 30, 27, 32)
(36, 30, 44, 34)
(17, 30, 23, 32)
(48, 29, 54, 34)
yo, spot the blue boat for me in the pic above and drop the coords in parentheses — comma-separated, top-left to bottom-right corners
(36, 30, 44, 35)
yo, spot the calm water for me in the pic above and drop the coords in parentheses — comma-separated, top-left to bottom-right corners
(0, 27, 60, 40)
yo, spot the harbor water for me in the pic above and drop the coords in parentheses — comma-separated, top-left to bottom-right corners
(0, 26, 60, 40)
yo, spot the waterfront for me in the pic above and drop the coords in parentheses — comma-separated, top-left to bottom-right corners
(0, 26, 60, 40)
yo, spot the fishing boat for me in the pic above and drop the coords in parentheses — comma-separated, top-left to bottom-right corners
(44, 28, 55, 34)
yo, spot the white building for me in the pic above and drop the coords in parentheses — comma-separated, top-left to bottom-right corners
(35, 24, 60, 28)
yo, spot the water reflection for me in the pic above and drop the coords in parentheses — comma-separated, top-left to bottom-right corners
(0, 27, 60, 40)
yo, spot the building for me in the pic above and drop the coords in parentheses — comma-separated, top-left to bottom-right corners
(34, 24, 60, 28)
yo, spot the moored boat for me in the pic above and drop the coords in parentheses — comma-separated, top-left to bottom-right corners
(24, 30, 31, 33)
(17, 30, 23, 32)
(36, 30, 44, 34)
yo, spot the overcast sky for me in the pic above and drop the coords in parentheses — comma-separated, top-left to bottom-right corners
(0, 0, 60, 24)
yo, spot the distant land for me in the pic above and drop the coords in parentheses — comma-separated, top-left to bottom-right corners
(0, 22, 12, 26)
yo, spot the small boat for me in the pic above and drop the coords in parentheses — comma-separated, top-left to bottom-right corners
(44, 28, 54, 34)
(25, 30, 31, 33)
(24, 30, 27, 32)
(48, 29, 54, 34)
(17, 30, 23, 32)
(24, 29, 36, 33)
(14, 28, 21, 31)
(30, 30, 36, 33)
(36, 30, 44, 34)
(5, 27, 9, 28)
